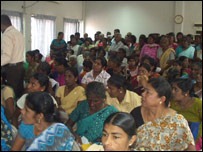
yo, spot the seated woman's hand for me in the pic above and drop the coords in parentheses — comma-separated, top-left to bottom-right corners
(74, 134, 82, 145)
(137, 75, 148, 86)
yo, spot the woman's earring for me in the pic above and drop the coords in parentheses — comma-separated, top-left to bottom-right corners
(159, 101, 162, 104)
(185, 94, 188, 96)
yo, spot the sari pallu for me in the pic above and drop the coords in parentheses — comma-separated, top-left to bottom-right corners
(159, 48, 175, 70)
(135, 114, 195, 151)
(1, 106, 13, 151)
(26, 123, 76, 151)
(75, 103, 118, 143)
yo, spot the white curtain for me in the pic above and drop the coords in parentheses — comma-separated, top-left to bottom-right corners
(10, 16, 22, 32)
(31, 15, 56, 57)
(64, 18, 80, 42)
(1, 10, 23, 32)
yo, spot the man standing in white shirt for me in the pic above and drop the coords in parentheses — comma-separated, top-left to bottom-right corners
(1, 14, 25, 99)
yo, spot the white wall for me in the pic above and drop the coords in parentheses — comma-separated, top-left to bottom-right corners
(1, 1, 83, 51)
(85, 1, 175, 39)
(182, 1, 202, 35)
(85, 1, 202, 39)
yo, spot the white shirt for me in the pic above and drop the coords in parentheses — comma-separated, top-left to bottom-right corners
(1, 26, 25, 66)
(196, 49, 202, 60)
(157, 47, 175, 60)
(70, 44, 81, 56)
(109, 41, 124, 52)
(77, 54, 84, 66)
(81, 70, 111, 87)
(121, 57, 128, 67)
(49, 78, 59, 92)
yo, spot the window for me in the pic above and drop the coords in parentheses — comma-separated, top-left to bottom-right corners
(31, 14, 56, 57)
(64, 18, 80, 42)
(1, 10, 23, 32)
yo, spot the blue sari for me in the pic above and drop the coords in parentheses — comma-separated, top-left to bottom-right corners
(26, 123, 75, 151)
(1, 106, 13, 151)
(70, 100, 118, 143)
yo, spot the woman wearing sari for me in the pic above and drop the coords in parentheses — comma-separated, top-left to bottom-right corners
(157, 35, 175, 75)
(190, 61, 202, 100)
(1, 70, 15, 123)
(130, 77, 196, 151)
(1, 105, 13, 151)
(171, 78, 202, 150)
(139, 34, 159, 62)
(86, 112, 137, 151)
(66, 81, 118, 143)
(56, 67, 86, 115)
(13, 92, 79, 151)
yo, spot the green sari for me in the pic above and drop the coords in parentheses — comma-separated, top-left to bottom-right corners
(171, 97, 202, 142)
(69, 100, 118, 143)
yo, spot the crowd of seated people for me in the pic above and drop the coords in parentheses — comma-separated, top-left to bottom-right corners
(1, 29, 202, 151)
